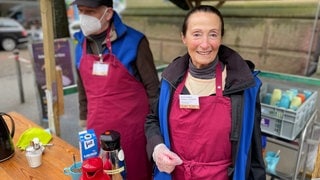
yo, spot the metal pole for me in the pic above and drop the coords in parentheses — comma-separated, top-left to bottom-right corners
(305, 0, 320, 75)
(13, 49, 25, 103)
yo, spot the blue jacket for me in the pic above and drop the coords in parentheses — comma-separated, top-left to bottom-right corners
(145, 45, 266, 180)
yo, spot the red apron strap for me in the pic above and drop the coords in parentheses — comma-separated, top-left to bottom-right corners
(216, 62, 223, 96)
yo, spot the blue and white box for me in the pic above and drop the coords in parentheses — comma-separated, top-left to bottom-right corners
(79, 129, 99, 161)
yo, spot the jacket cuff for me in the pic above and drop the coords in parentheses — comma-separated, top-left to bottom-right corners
(146, 135, 164, 161)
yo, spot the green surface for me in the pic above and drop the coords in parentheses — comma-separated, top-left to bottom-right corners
(259, 71, 320, 87)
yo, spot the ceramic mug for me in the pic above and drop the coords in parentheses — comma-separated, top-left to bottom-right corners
(64, 161, 82, 180)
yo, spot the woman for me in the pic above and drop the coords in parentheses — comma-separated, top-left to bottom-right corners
(145, 5, 266, 180)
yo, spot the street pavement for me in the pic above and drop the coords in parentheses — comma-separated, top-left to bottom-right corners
(0, 45, 81, 148)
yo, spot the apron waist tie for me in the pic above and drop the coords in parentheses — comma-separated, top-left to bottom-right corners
(181, 159, 232, 178)
(183, 160, 196, 178)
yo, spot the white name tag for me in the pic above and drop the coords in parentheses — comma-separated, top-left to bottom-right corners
(92, 62, 109, 76)
(179, 94, 200, 109)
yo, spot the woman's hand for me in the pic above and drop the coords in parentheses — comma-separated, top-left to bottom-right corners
(152, 143, 183, 173)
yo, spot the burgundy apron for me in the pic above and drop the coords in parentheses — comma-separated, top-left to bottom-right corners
(169, 63, 232, 179)
(79, 30, 152, 179)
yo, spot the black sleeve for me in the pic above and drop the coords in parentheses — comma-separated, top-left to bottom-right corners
(136, 37, 160, 107)
(76, 69, 88, 120)
(144, 84, 164, 160)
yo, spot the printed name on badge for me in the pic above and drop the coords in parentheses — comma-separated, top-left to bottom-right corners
(179, 94, 200, 109)
(92, 62, 109, 76)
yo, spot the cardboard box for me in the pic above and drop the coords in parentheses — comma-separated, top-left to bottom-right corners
(79, 129, 99, 161)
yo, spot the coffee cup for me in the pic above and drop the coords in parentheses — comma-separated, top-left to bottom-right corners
(64, 161, 82, 180)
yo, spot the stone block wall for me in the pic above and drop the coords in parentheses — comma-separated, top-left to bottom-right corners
(223, 17, 318, 75)
(122, 1, 320, 76)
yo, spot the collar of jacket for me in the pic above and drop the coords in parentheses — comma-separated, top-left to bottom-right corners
(161, 45, 256, 94)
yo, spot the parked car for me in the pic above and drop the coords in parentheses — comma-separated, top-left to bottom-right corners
(0, 17, 29, 51)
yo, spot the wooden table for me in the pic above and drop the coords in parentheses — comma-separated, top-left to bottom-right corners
(0, 112, 80, 180)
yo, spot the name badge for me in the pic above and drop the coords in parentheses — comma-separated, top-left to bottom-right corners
(92, 62, 109, 76)
(179, 95, 200, 109)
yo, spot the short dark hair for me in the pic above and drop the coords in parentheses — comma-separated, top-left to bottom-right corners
(181, 5, 224, 37)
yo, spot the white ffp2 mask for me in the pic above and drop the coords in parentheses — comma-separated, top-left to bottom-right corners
(79, 9, 108, 36)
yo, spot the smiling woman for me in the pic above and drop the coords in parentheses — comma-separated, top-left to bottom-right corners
(145, 5, 266, 180)
(0, 18, 29, 51)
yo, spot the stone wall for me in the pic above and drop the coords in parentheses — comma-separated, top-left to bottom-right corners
(122, 1, 320, 76)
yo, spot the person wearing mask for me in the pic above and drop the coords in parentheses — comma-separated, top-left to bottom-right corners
(71, 0, 159, 179)
(145, 5, 266, 180)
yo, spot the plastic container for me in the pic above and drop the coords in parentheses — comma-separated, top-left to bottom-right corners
(260, 83, 317, 140)
(265, 151, 280, 173)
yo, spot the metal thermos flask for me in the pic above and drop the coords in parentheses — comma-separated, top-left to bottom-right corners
(100, 130, 126, 180)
